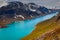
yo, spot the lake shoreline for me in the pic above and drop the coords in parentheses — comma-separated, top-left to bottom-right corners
(21, 13, 60, 40)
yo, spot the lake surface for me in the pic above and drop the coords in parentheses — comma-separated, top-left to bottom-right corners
(0, 12, 58, 40)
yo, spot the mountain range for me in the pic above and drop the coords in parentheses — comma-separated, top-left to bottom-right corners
(0, 1, 56, 28)
(0, 1, 52, 20)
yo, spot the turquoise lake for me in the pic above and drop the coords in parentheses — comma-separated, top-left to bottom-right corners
(0, 12, 58, 40)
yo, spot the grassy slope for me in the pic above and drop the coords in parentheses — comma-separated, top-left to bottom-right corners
(21, 16, 60, 40)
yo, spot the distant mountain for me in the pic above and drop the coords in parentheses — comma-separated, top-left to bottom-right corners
(0, 1, 52, 20)
(0, 1, 56, 28)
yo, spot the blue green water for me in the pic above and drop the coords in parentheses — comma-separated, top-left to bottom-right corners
(0, 12, 58, 40)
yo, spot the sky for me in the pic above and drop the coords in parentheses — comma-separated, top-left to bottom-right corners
(0, 0, 60, 9)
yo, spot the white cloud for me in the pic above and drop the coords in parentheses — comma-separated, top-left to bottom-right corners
(0, 0, 8, 7)
(0, 0, 60, 9)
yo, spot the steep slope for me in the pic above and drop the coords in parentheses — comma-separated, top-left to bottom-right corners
(0, 1, 51, 19)
(21, 13, 60, 40)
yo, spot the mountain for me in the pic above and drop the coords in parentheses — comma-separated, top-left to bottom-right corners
(0, 1, 51, 19)
(0, 1, 53, 28)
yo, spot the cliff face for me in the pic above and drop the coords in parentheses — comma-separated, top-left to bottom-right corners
(0, 1, 53, 28)
(21, 13, 60, 40)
